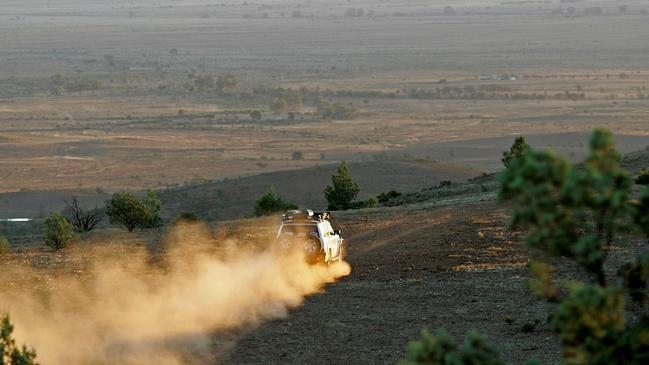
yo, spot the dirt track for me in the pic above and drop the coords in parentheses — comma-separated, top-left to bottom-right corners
(223, 202, 560, 364)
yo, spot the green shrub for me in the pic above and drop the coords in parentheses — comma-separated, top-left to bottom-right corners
(176, 211, 201, 223)
(324, 161, 360, 210)
(401, 328, 503, 365)
(254, 187, 296, 217)
(377, 190, 401, 204)
(0, 235, 8, 254)
(105, 190, 163, 231)
(0, 314, 38, 365)
(497, 129, 649, 363)
(636, 169, 649, 185)
(43, 213, 75, 250)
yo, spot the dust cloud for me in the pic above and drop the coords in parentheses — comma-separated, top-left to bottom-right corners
(0, 223, 351, 365)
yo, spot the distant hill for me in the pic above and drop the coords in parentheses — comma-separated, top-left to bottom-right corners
(393, 132, 649, 171)
(158, 159, 482, 220)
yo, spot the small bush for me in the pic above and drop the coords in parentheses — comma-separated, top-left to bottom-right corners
(43, 213, 75, 250)
(291, 151, 303, 160)
(174, 212, 201, 224)
(377, 190, 401, 204)
(0, 314, 38, 365)
(254, 187, 297, 216)
(439, 180, 452, 188)
(0, 235, 9, 254)
(105, 190, 163, 231)
(636, 169, 649, 185)
(520, 319, 540, 333)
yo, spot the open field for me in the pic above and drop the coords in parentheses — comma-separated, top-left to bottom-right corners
(1, 0, 649, 193)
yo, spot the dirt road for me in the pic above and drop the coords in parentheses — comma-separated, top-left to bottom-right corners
(223, 203, 560, 364)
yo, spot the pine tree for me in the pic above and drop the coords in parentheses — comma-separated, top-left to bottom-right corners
(1, 314, 38, 365)
(324, 161, 360, 210)
(502, 136, 531, 168)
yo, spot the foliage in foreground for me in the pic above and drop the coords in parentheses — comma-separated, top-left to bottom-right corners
(254, 187, 297, 216)
(401, 329, 504, 365)
(1, 314, 38, 365)
(105, 190, 163, 232)
(43, 213, 75, 250)
(403, 129, 649, 364)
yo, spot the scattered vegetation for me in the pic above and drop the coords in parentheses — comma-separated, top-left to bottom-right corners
(254, 187, 297, 216)
(0, 314, 38, 365)
(43, 213, 75, 250)
(324, 161, 360, 210)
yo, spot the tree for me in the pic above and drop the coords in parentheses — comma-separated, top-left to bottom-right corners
(1, 314, 38, 365)
(254, 187, 296, 216)
(105, 192, 159, 232)
(43, 213, 75, 250)
(498, 129, 649, 363)
(61, 197, 103, 232)
(324, 161, 360, 210)
(269, 97, 288, 114)
(404, 129, 649, 365)
(502, 136, 531, 168)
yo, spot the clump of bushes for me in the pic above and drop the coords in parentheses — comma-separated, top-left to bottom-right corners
(105, 190, 163, 232)
(317, 101, 357, 120)
(254, 187, 297, 216)
(377, 190, 401, 204)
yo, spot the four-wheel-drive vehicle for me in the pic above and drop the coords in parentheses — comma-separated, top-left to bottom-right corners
(275, 209, 344, 264)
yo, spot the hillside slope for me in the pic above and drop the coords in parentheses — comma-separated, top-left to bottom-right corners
(159, 160, 482, 220)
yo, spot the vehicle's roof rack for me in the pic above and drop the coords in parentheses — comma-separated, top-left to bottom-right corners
(282, 209, 331, 223)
